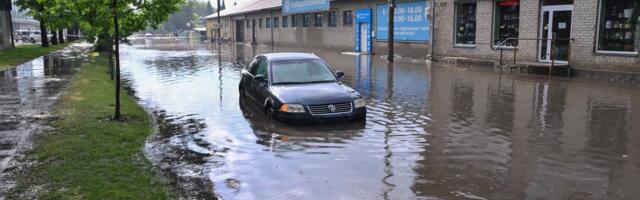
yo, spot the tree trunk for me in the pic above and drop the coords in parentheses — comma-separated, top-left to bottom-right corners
(108, 35, 114, 80)
(50, 29, 58, 45)
(39, 21, 49, 47)
(113, 0, 121, 120)
(58, 29, 64, 43)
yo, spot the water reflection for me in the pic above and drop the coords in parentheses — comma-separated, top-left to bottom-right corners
(0, 44, 89, 179)
(120, 41, 640, 200)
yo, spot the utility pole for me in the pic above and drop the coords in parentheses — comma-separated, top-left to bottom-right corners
(387, 0, 396, 63)
(112, 0, 121, 120)
(217, 0, 221, 44)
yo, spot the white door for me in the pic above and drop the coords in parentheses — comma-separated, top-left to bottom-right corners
(538, 5, 573, 63)
(360, 23, 368, 53)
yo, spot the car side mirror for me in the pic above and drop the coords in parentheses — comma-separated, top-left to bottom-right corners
(336, 71, 345, 78)
(254, 74, 267, 82)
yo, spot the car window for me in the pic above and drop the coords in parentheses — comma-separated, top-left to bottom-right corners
(271, 59, 336, 84)
(256, 59, 268, 78)
(249, 58, 261, 75)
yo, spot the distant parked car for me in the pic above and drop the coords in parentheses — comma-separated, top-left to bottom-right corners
(15, 30, 40, 43)
(239, 53, 367, 123)
(144, 33, 152, 37)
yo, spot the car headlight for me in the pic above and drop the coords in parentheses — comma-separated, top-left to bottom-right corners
(354, 98, 366, 108)
(280, 104, 306, 113)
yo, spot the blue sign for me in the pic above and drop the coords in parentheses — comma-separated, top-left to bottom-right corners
(355, 9, 372, 53)
(376, 1, 430, 42)
(355, 8, 371, 23)
(282, 0, 330, 15)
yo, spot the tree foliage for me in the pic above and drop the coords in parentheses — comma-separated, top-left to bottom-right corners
(15, 0, 185, 48)
(156, 0, 209, 33)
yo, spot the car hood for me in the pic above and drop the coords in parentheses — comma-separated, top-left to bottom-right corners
(271, 82, 358, 105)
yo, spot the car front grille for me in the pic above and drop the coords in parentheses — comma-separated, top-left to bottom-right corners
(307, 102, 353, 115)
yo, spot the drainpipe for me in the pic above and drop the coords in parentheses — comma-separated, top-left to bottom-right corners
(429, 0, 436, 61)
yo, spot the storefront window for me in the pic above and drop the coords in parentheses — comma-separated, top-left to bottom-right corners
(455, 3, 477, 45)
(343, 11, 353, 26)
(314, 13, 323, 27)
(293, 15, 300, 27)
(494, 0, 520, 47)
(274, 17, 279, 28)
(597, 0, 639, 53)
(283, 16, 288, 27)
(329, 12, 337, 27)
(303, 14, 310, 27)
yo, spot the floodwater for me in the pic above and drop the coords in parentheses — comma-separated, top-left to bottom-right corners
(0, 43, 91, 193)
(121, 39, 640, 200)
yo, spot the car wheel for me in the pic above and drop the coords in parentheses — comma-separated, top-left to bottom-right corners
(31, 38, 35, 43)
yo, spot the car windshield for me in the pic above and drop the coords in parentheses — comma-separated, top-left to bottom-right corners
(271, 59, 336, 85)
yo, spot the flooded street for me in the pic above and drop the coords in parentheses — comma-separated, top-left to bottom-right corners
(121, 40, 640, 200)
(0, 44, 90, 192)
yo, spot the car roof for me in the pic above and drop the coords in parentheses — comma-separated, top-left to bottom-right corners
(261, 53, 321, 62)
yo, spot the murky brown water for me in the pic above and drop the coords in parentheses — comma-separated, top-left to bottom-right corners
(122, 40, 640, 200)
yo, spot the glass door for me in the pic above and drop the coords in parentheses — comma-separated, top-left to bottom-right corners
(539, 5, 572, 62)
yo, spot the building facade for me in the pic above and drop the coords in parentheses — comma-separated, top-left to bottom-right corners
(206, 0, 640, 75)
(206, 0, 432, 59)
(434, 0, 639, 73)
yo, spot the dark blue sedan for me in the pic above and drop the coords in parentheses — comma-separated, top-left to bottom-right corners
(239, 53, 366, 123)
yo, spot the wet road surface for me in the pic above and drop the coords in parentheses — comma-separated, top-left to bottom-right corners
(0, 43, 91, 193)
(122, 40, 640, 200)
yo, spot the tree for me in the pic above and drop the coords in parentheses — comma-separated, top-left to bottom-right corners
(15, 0, 51, 47)
(206, 1, 214, 15)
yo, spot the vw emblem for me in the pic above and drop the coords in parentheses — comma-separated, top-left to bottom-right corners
(327, 104, 336, 112)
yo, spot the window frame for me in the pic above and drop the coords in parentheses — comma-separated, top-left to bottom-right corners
(594, 0, 639, 56)
(492, 0, 520, 48)
(343, 10, 353, 26)
(454, 2, 478, 47)
(328, 12, 337, 27)
(274, 16, 280, 28)
(314, 13, 323, 27)
(283, 15, 289, 27)
(303, 14, 310, 27)
(266, 17, 272, 28)
(293, 15, 300, 27)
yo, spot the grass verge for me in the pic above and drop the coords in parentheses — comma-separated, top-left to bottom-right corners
(8, 55, 172, 199)
(0, 43, 70, 71)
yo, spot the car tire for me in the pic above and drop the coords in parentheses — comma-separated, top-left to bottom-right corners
(31, 38, 35, 44)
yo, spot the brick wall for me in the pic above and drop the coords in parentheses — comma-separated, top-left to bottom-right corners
(433, 0, 639, 72)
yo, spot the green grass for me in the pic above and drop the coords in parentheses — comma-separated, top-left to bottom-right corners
(0, 43, 70, 71)
(8, 56, 173, 199)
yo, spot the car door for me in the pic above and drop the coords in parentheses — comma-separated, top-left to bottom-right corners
(250, 57, 270, 105)
(243, 58, 259, 102)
